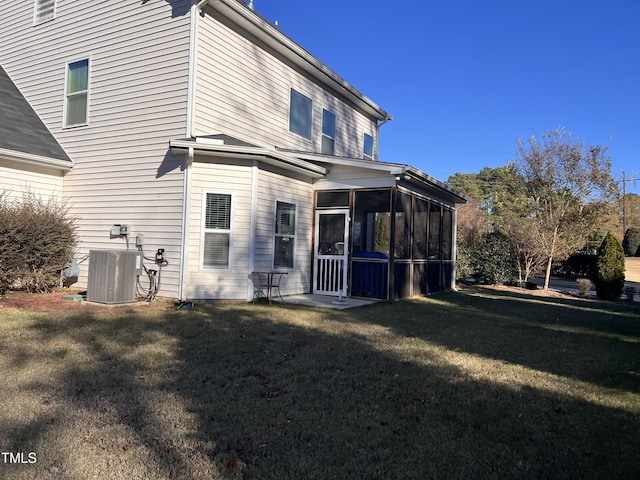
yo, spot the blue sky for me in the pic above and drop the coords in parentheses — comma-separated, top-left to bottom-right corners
(254, 0, 639, 191)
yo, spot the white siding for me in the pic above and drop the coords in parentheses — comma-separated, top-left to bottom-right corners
(195, 7, 377, 159)
(186, 159, 314, 300)
(187, 160, 253, 299)
(255, 169, 313, 296)
(0, 1, 192, 297)
(0, 161, 64, 201)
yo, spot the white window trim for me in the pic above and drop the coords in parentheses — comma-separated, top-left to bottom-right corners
(321, 108, 336, 155)
(288, 88, 313, 141)
(63, 57, 91, 129)
(363, 132, 374, 159)
(273, 199, 298, 271)
(200, 190, 234, 271)
(33, 0, 56, 26)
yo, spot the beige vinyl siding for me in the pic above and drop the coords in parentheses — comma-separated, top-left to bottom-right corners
(255, 169, 313, 296)
(195, 8, 377, 158)
(186, 161, 314, 300)
(0, 0, 192, 297)
(186, 161, 253, 300)
(0, 161, 64, 201)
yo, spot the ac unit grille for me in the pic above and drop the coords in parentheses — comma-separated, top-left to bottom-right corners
(86, 250, 142, 304)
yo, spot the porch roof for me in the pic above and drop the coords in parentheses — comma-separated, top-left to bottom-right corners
(169, 135, 328, 178)
(278, 150, 472, 205)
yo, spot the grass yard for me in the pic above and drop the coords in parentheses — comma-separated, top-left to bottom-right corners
(1, 289, 639, 479)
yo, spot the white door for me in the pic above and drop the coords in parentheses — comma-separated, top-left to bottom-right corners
(314, 209, 349, 296)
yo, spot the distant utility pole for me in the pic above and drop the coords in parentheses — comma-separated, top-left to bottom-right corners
(621, 172, 639, 234)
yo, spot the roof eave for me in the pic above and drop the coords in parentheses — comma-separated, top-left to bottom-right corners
(169, 139, 327, 178)
(0, 147, 74, 172)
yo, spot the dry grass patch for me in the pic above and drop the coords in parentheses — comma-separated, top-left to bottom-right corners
(1, 290, 639, 479)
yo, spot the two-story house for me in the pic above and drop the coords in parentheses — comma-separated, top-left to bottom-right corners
(0, 0, 468, 302)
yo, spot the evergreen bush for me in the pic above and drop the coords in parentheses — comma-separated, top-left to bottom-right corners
(594, 232, 625, 301)
(471, 230, 516, 284)
(622, 227, 640, 257)
(0, 192, 77, 295)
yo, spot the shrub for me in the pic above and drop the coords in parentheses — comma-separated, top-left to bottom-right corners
(471, 230, 516, 284)
(623, 286, 636, 303)
(594, 232, 625, 301)
(0, 191, 77, 295)
(622, 227, 640, 257)
(576, 278, 592, 295)
(556, 253, 598, 279)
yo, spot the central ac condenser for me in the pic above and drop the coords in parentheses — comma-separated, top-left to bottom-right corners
(86, 250, 143, 304)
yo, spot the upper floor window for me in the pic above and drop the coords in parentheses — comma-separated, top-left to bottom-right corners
(289, 89, 312, 140)
(363, 133, 374, 158)
(321, 109, 336, 155)
(64, 59, 89, 127)
(274, 201, 296, 269)
(34, 0, 56, 25)
(201, 192, 233, 269)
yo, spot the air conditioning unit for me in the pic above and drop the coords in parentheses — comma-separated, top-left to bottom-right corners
(86, 250, 143, 304)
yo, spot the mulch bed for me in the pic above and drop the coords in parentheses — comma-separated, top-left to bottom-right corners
(0, 289, 173, 313)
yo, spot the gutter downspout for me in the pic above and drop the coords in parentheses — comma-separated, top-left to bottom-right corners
(178, 1, 205, 301)
(178, 147, 194, 301)
(374, 116, 391, 161)
(247, 160, 259, 301)
(186, 0, 208, 138)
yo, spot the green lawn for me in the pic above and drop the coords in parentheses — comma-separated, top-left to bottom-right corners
(1, 289, 639, 479)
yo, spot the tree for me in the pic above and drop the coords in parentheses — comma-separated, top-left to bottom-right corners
(471, 230, 516, 284)
(502, 128, 618, 290)
(594, 232, 625, 300)
(622, 227, 640, 257)
(454, 201, 489, 280)
(623, 193, 640, 231)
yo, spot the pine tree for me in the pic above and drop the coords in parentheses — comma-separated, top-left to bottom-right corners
(594, 232, 625, 300)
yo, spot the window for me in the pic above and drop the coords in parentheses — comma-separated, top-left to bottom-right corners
(289, 89, 312, 139)
(201, 192, 233, 269)
(394, 192, 412, 259)
(442, 208, 453, 260)
(353, 189, 391, 255)
(363, 133, 374, 158)
(413, 198, 429, 259)
(274, 201, 296, 269)
(34, 0, 56, 25)
(64, 59, 89, 127)
(428, 203, 442, 260)
(321, 109, 336, 155)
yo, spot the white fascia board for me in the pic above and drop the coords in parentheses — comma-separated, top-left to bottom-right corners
(288, 150, 470, 204)
(169, 139, 327, 177)
(0, 147, 74, 171)
(405, 166, 471, 204)
(288, 151, 406, 175)
(204, 0, 392, 122)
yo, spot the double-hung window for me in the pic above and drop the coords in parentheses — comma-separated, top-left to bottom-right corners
(289, 89, 312, 140)
(363, 133, 374, 159)
(201, 192, 233, 269)
(274, 201, 296, 269)
(34, 0, 56, 25)
(321, 109, 336, 155)
(64, 59, 89, 127)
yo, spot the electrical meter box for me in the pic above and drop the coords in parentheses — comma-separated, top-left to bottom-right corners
(86, 250, 143, 304)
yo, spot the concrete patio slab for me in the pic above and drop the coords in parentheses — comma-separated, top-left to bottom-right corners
(280, 294, 378, 309)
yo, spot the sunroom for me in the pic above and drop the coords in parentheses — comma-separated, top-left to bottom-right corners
(296, 153, 469, 300)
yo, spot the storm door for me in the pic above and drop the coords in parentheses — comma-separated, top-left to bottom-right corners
(314, 209, 349, 296)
